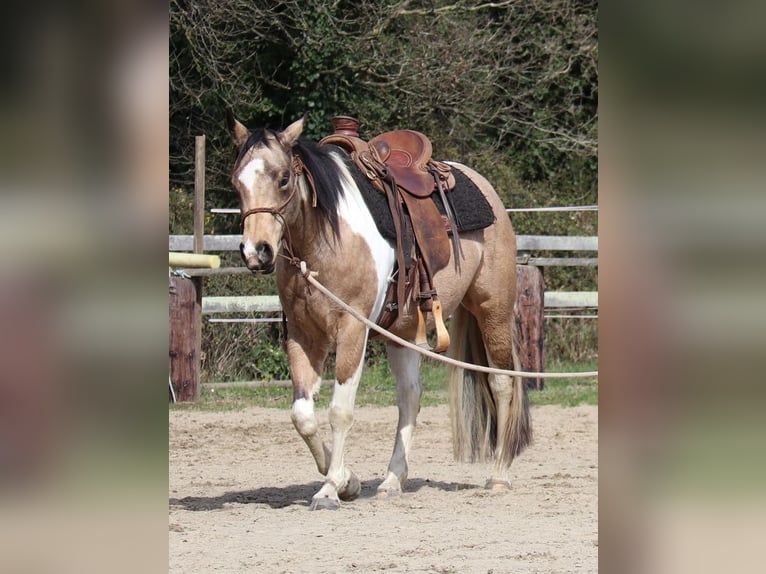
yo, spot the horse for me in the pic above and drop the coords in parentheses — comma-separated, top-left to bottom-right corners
(227, 115, 532, 510)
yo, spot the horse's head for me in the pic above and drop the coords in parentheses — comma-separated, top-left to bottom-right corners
(227, 114, 305, 273)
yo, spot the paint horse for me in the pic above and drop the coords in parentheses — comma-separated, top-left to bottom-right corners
(227, 115, 531, 510)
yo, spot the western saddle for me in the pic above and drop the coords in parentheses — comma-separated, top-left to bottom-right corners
(320, 116, 461, 352)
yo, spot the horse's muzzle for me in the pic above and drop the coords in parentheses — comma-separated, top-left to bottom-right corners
(240, 240, 275, 274)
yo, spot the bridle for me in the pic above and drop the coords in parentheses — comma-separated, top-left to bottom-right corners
(238, 153, 317, 264)
(239, 154, 307, 232)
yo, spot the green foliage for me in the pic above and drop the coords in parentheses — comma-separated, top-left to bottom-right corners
(170, 0, 598, 227)
(527, 359, 599, 407)
(545, 319, 598, 362)
(168, 186, 194, 234)
(176, 385, 297, 412)
(350, 359, 449, 407)
(249, 341, 290, 381)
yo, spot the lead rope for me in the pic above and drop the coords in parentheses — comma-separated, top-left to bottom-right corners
(287, 259, 598, 380)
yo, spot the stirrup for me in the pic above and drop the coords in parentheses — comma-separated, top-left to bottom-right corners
(414, 306, 429, 349)
(431, 298, 450, 353)
(413, 301, 450, 353)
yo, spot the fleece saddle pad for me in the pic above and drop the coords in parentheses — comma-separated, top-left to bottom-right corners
(340, 152, 496, 244)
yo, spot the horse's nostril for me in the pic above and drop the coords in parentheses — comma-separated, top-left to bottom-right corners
(255, 241, 274, 265)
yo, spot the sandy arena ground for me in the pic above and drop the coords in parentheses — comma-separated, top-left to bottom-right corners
(169, 404, 597, 573)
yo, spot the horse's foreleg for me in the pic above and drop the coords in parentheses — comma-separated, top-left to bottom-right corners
(378, 345, 422, 497)
(309, 369, 364, 510)
(287, 339, 331, 475)
(310, 325, 367, 510)
(291, 392, 331, 475)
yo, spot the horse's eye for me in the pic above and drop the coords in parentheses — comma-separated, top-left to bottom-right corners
(279, 174, 290, 189)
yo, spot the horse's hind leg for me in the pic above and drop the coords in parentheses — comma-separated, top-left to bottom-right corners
(378, 344, 422, 497)
(486, 366, 515, 490)
(484, 324, 531, 491)
(464, 291, 531, 490)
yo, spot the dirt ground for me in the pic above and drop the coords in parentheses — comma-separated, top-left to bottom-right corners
(169, 404, 597, 573)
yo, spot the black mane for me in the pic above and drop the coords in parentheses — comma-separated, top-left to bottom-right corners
(293, 137, 346, 240)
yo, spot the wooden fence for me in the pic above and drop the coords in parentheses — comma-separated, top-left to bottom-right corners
(169, 233, 597, 401)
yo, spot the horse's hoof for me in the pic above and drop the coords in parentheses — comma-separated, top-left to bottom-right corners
(376, 487, 402, 499)
(309, 496, 340, 511)
(376, 475, 404, 498)
(338, 472, 361, 502)
(485, 478, 512, 492)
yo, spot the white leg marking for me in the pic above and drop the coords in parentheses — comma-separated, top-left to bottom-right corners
(291, 393, 330, 475)
(325, 361, 363, 484)
(487, 356, 513, 488)
(379, 345, 422, 495)
(237, 157, 265, 192)
(291, 397, 318, 436)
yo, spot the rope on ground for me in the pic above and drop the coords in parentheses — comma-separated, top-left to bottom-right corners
(297, 261, 598, 380)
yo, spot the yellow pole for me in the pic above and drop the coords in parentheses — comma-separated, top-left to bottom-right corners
(169, 252, 221, 269)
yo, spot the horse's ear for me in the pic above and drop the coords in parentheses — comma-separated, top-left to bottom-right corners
(226, 111, 249, 148)
(278, 116, 305, 148)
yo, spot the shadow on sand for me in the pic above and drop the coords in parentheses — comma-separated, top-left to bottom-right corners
(169, 477, 480, 511)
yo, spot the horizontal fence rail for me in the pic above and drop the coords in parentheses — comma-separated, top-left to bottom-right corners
(202, 295, 281, 314)
(179, 259, 598, 276)
(170, 234, 598, 253)
(170, 234, 598, 271)
(212, 205, 599, 214)
(543, 291, 598, 308)
(505, 205, 598, 213)
(200, 292, 597, 315)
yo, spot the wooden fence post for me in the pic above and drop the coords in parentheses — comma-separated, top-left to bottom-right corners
(168, 135, 205, 402)
(514, 264, 545, 390)
(169, 275, 202, 401)
(193, 135, 205, 255)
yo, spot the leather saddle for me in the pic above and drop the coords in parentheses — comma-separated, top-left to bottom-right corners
(320, 116, 460, 352)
